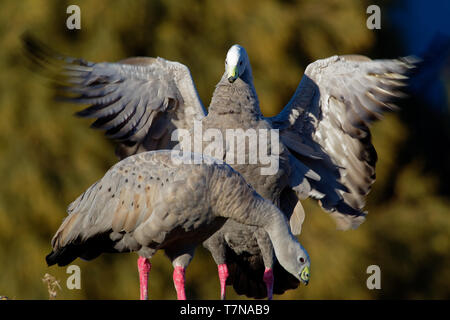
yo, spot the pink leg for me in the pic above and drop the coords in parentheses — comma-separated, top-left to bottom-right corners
(263, 268, 274, 300)
(218, 264, 229, 300)
(173, 266, 186, 300)
(137, 256, 151, 300)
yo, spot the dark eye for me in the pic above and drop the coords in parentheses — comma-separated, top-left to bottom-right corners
(239, 61, 243, 66)
(299, 257, 305, 263)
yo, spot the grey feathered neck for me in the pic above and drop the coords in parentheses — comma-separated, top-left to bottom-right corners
(208, 68, 262, 118)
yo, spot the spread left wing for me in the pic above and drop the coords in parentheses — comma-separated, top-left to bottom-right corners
(23, 36, 206, 159)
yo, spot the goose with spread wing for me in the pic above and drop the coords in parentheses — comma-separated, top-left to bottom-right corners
(24, 37, 415, 299)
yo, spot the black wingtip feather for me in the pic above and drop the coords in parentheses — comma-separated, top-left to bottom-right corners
(22, 33, 64, 68)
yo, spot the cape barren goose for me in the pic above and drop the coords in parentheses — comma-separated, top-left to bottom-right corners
(46, 151, 311, 299)
(25, 36, 415, 299)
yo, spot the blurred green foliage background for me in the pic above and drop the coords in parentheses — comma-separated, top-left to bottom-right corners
(0, 0, 449, 299)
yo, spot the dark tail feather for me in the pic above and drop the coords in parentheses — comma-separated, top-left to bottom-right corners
(227, 254, 267, 299)
(46, 233, 116, 267)
(272, 260, 301, 295)
(46, 247, 78, 267)
(226, 248, 300, 299)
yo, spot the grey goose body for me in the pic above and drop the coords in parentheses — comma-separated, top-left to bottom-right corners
(46, 150, 311, 299)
